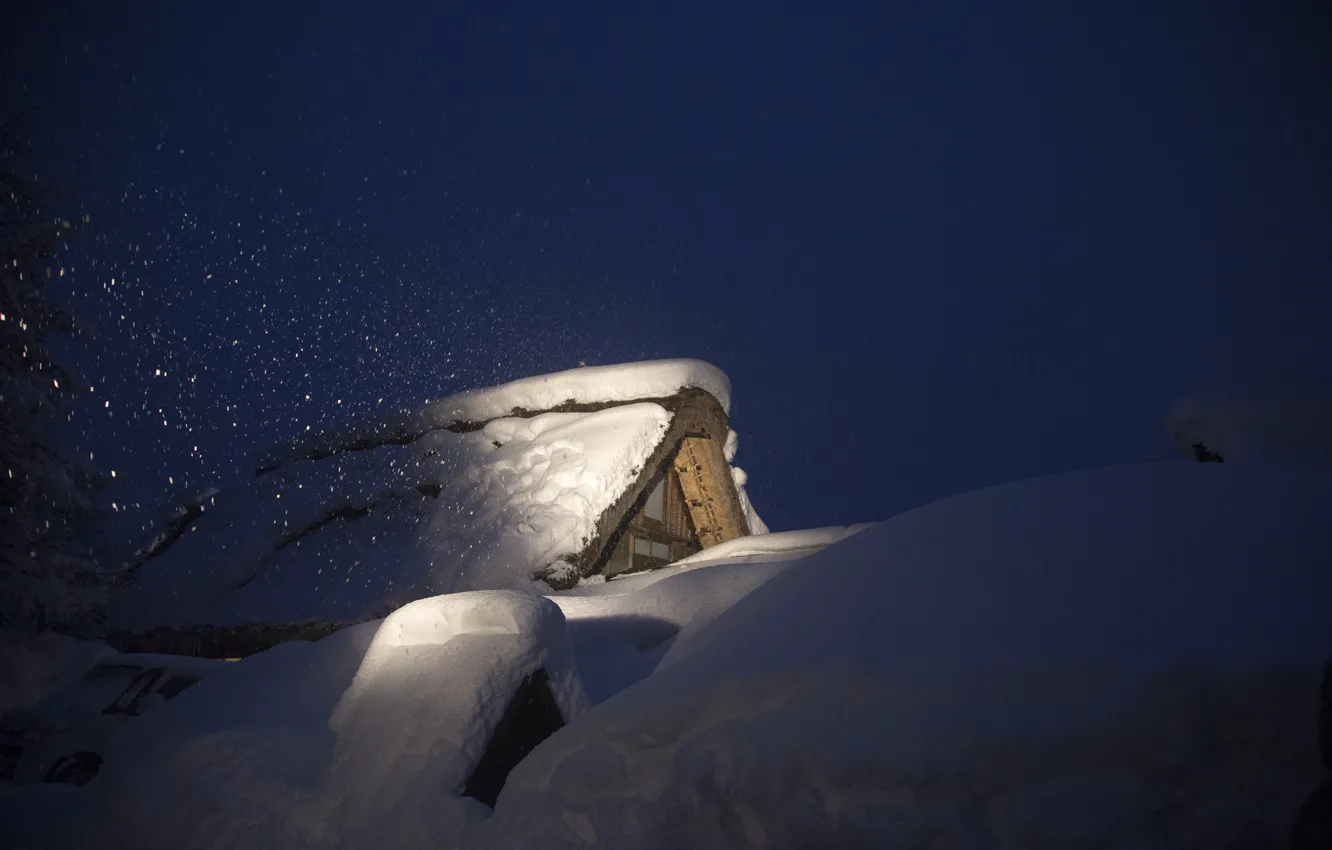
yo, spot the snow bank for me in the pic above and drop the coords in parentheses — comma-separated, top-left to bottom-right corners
(46, 621, 379, 850)
(111, 404, 672, 631)
(259, 359, 731, 474)
(476, 464, 1332, 849)
(303, 592, 587, 848)
(554, 562, 788, 703)
(44, 593, 588, 850)
(0, 631, 115, 715)
(666, 524, 870, 569)
(548, 527, 868, 702)
(1167, 388, 1332, 462)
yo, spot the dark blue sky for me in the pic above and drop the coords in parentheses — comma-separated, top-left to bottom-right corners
(5, 4, 1331, 549)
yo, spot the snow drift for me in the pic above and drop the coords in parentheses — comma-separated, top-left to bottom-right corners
(18, 463, 1329, 850)
(299, 591, 587, 848)
(476, 464, 1332, 849)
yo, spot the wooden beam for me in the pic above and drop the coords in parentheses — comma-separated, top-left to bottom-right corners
(674, 435, 745, 549)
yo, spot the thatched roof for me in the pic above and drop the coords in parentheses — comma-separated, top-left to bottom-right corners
(108, 360, 764, 656)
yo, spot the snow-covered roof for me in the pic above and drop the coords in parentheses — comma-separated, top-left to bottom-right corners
(257, 359, 731, 474)
(1166, 388, 1332, 461)
(110, 360, 763, 636)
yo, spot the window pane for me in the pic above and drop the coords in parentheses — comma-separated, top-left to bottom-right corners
(651, 541, 670, 560)
(633, 537, 652, 556)
(644, 479, 665, 521)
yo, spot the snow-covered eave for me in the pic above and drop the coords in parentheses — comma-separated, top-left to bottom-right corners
(255, 359, 732, 475)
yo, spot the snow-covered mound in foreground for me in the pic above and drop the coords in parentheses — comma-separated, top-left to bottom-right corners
(475, 464, 1332, 849)
(1167, 388, 1332, 462)
(299, 592, 587, 848)
(19, 465, 1328, 850)
(40, 594, 587, 850)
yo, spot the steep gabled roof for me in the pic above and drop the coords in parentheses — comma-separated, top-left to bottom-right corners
(108, 360, 764, 653)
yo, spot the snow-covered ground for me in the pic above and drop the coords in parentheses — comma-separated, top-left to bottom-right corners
(478, 463, 1332, 849)
(5, 463, 1330, 849)
(551, 527, 868, 703)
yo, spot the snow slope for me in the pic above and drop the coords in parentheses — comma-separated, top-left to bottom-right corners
(300, 592, 587, 849)
(549, 527, 869, 701)
(111, 404, 674, 631)
(45, 621, 381, 850)
(477, 464, 1332, 849)
(19, 464, 1328, 849)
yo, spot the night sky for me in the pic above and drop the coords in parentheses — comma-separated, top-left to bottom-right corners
(5, 4, 1331, 555)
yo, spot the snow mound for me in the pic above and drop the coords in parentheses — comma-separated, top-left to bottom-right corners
(307, 591, 587, 848)
(52, 594, 588, 850)
(51, 621, 380, 850)
(1167, 388, 1332, 462)
(259, 358, 731, 474)
(477, 463, 1332, 849)
(111, 404, 673, 632)
(547, 527, 871, 702)
(554, 561, 789, 703)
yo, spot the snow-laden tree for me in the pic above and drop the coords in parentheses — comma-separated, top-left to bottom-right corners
(0, 117, 104, 632)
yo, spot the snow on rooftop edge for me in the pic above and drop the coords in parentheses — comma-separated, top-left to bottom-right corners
(422, 358, 732, 422)
(258, 359, 732, 472)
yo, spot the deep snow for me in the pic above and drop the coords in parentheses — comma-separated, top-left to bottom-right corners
(548, 526, 872, 702)
(6, 463, 1329, 849)
(478, 463, 1332, 849)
